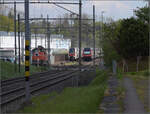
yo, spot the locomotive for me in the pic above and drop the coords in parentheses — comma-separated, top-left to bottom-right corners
(32, 46, 48, 66)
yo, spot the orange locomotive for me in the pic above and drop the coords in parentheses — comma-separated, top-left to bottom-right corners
(32, 46, 48, 66)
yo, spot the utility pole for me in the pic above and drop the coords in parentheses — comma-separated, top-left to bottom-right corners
(14, 1, 17, 71)
(45, 33, 46, 48)
(24, 0, 31, 103)
(99, 16, 101, 59)
(101, 11, 104, 44)
(47, 15, 51, 68)
(86, 27, 88, 47)
(78, 0, 82, 69)
(148, 0, 150, 60)
(34, 29, 37, 48)
(93, 5, 95, 66)
(18, 14, 21, 73)
(21, 31, 24, 63)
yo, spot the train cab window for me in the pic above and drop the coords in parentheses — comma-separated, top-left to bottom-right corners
(84, 48, 90, 51)
(35, 53, 39, 56)
(69, 48, 75, 53)
(83, 48, 91, 54)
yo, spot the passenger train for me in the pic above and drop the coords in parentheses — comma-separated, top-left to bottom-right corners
(69, 47, 101, 61)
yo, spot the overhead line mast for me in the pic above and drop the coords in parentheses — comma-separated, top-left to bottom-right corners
(79, 0, 82, 68)
(24, 0, 30, 102)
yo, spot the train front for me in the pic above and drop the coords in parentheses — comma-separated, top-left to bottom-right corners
(82, 48, 92, 61)
(69, 48, 75, 61)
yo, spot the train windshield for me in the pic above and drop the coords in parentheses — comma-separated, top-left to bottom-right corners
(84, 48, 91, 54)
(69, 48, 75, 53)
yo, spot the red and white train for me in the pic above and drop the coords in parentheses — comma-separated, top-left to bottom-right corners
(69, 47, 102, 61)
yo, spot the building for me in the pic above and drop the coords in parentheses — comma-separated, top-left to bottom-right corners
(0, 31, 71, 63)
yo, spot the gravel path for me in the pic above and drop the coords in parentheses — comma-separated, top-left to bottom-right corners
(99, 75, 120, 113)
(123, 77, 146, 114)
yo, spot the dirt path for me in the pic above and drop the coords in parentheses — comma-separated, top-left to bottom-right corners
(123, 77, 146, 113)
(99, 75, 120, 113)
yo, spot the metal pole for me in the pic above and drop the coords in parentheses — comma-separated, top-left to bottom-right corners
(24, 0, 30, 103)
(14, 1, 17, 71)
(21, 31, 24, 63)
(93, 5, 95, 66)
(45, 33, 46, 48)
(34, 29, 37, 48)
(47, 15, 51, 67)
(78, 0, 82, 69)
(101, 12, 104, 45)
(18, 14, 21, 73)
(86, 27, 88, 47)
(99, 17, 101, 59)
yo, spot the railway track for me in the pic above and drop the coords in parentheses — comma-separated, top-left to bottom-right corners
(0, 65, 95, 113)
(1, 70, 63, 87)
(0, 70, 77, 105)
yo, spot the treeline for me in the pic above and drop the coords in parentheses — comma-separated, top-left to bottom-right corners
(0, 14, 15, 32)
(101, 6, 149, 72)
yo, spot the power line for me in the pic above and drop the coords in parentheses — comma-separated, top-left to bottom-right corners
(0, 1, 79, 5)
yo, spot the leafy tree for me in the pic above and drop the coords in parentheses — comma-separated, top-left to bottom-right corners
(101, 21, 121, 66)
(134, 6, 149, 23)
(116, 18, 149, 58)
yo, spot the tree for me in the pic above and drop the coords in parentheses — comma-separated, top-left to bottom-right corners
(101, 21, 121, 66)
(116, 18, 148, 58)
(8, 9, 14, 19)
(115, 18, 149, 71)
(134, 6, 149, 23)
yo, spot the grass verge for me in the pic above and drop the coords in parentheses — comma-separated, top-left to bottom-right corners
(18, 69, 108, 113)
(0, 60, 48, 80)
(116, 68, 125, 113)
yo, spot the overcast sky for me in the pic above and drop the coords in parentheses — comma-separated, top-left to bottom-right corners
(8, 0, 148, 21)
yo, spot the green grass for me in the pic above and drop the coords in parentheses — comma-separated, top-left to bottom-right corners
(116, 68, 123, 80)
(0, 60, 49, 80)
(19, 69, 108, 113)
(125, 70, 150, 77)
(64, 61, 78, 66)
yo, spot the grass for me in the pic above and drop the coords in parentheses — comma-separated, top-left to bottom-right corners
(117, 68, 123, 80)
(19, 69, 108, 113)
(125, 70, 149, 112)
(125, 70, 150, 77)
(0, 60, 49, 80)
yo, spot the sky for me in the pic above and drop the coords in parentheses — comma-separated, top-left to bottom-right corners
(5, 0, 148, 21)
